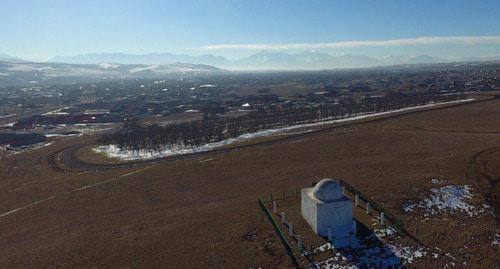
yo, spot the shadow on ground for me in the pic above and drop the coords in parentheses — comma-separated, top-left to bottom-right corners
(312, 220, 407, 269)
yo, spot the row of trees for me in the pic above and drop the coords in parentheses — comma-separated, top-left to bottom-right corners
(100, 93, 466, 154)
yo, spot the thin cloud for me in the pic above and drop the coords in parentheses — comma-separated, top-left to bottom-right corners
(198, 36, 500, 50)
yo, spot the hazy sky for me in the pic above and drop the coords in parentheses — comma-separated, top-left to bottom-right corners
(1, 0, 500, 60)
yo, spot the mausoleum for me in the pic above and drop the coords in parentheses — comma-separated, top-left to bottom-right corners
(301, 178, 356, 248)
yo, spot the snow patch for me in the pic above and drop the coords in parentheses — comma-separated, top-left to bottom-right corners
(93, 127, 292, 160)
(312, 238, 427, 268)
(42, 107, 71, 116)
(0, 122, 17, 127)
(45, 133, 81, 137)
(387, 244, 427, 264)
(0, 113, 15, 119)
(310, 217, 431, 269)
(492, 234, 500, 247)
(199, 84, 216, 88)
(404, 185, 489, 217)
(431, 178, 446, 184)
(1, 141, 54, 156)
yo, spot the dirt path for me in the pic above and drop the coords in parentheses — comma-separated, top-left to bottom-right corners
(467, 146, 500, 217)
(0, 164, 157, 219)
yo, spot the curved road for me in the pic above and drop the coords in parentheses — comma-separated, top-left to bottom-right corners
(49, 95, 499, 173)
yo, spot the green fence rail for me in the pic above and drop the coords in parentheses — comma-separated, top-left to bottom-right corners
(258, 197, 300, 268)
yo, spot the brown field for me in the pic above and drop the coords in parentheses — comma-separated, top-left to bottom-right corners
(1, 97, 499, 268)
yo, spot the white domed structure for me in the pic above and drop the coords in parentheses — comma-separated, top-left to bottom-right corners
(312, 178, 344, 202)
(301, 178, 356, 248)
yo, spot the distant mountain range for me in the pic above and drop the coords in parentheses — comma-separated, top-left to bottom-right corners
(47, 51, 500, 70)
(0, 59, 226, 86)
(51, 53, 231, 67)
(0, 53, 23, 61)
(1, 51, 499, 86)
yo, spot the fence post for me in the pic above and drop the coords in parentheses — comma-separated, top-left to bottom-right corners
(281, 212, 286, 223)
(355, 194, 359, 207)
(258, 198, 299, 268)
(289, 223, 293, 236)
(380, 212, 385, 226)
(273, 201, 277, 213)
(366, 203, 370, 214)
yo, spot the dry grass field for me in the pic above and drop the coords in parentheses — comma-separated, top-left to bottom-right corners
(1, 97, 499, 268)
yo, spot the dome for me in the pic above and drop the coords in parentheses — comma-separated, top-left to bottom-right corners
(312, 178, 344, 202)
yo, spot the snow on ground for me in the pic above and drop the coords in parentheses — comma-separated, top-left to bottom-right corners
(402, 202, 417, 213)
(0, 113, 15, 119)
(403, 185, 490, 217)
(431, 178, 446, 184)
(0, 121, 17, 127)
(45, 133, 81, 137)
(312, 220, 424, 268)
(373, 226, 397, 239)
(95, 98, 474, 161)
(492, 234, 500, 247)
(42, 107, 71, 116)
(93, 127, 294, 160)
(42, 123, 116, 137)
(311, 227, 428, 268)
(199, 84, 216, 88)
(0, 141, 54, 156)
(387, 244, 427, 264)
(310, 218, 460, 269)
(312, 242, 434, 269)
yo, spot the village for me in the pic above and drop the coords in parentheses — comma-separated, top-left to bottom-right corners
(0, 62, 497, 153)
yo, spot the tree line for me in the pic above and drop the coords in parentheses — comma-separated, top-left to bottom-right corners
(100, 93, 465, 154)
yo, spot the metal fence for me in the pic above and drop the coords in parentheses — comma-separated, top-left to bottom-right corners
(258, 197, 300, 268)
(336, 179, 405, 233)
(258, 179, 426, 266)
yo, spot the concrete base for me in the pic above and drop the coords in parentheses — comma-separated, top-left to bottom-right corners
(301, 188, 355, 248)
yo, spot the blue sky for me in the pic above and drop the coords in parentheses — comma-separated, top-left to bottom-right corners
(1, 0, 500, 60)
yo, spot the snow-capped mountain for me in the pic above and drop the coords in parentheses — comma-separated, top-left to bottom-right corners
(48, 51, 457, 71)
(50, 52, 231, 67)
(0, 59, 226, 86)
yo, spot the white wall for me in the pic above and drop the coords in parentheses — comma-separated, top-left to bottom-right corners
(301, 188, 354, 248)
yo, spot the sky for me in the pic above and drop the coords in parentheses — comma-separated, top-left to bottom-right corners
(1, 0, 500, 61)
